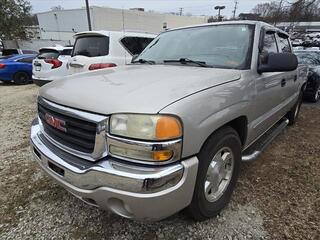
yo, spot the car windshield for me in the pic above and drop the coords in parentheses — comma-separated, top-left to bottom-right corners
(136, 24, 254, 69)
(295, 51, 320, 65)
(72, 36, 109, 57)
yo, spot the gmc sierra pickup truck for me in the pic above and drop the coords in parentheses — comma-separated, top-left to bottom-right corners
(30, 21, 306, 221)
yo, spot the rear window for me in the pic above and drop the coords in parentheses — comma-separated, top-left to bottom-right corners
(121, 37, 154, 55)
(38, 49, 60, 59)
(72, 36, 109, 57)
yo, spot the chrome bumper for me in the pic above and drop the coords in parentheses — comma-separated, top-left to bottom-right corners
(30, 118, 198, 221)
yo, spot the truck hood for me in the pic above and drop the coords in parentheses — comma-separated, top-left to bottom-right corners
(40, 65, 241, 115)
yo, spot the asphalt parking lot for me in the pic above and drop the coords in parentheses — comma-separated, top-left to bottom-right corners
(0, 83, 319, 240)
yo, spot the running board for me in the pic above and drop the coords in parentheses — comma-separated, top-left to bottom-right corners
(242, 118, 289, 162)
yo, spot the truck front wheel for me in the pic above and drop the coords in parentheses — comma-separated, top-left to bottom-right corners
(188, 127, 241, 221)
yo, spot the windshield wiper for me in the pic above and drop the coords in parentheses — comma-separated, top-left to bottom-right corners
(132, 58, 155, 65)
(163, 58, 212, 68)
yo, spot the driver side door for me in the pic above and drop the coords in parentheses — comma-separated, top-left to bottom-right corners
(251, 30, 286, 141)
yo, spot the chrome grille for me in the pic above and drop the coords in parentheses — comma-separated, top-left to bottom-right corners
(37, 97, 108, 161)
(38, 103, 96, 153)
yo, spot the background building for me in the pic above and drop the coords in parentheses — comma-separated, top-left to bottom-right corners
(37, 6, 207, 42)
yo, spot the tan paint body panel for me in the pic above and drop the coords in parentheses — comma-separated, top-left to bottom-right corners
(40, 64, 241, 115)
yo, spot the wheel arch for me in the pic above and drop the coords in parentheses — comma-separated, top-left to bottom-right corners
(200, 115, 248, 152)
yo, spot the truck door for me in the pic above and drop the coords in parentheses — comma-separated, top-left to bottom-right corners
(250, 30, 286, 142)
(276, 32, 299, 111)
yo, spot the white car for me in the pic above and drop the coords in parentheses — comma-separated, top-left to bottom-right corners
(68, 30, 156, 74)
(32, 46, 73, 86)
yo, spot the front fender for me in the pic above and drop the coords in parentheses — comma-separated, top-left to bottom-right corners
(159, 78, 251, 158)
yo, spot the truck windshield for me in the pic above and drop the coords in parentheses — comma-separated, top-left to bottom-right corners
(137, 24, 254, 69)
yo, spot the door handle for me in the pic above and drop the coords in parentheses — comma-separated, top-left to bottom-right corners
(281, 79, 286, 87)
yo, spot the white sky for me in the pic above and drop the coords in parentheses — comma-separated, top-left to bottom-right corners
(29, 0, 272, 17)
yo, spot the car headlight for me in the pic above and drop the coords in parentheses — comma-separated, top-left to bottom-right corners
(110, 114, 182, 140)
(107, 114, 183, 163)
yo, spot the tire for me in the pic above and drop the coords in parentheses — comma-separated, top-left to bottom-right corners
(309, 85, 320, 103)
(13, 72, 30, 85)
(286, 90, 303, 126)
(188, 126, 241, 221)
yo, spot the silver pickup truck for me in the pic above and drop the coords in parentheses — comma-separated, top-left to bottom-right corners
(30, 21, 306, 221)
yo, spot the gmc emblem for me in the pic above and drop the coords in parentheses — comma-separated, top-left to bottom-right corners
(45, 113, 66, 132)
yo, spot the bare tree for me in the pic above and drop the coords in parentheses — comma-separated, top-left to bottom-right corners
(251, 0, 320, 23)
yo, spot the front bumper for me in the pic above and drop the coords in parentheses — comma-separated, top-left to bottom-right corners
(30, 118, 198, 221)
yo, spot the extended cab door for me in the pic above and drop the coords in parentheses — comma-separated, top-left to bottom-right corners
(251, 30, 287, 141)
(275, 33, 299, 110)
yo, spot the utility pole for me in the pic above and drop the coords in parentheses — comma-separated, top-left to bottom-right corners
(214, 6, 225, 21)
(232, 0, 238, 19)
(85, 0, 92, 31)
(179, 7, 183, 16)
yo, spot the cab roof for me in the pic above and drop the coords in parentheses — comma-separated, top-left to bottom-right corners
(167, 20, 289, 37)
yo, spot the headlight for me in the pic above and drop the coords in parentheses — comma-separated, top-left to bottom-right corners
(108, 114, 183, 163)
(110, 114, 182, 140)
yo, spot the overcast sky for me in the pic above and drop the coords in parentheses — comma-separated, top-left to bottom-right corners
(29, 0, 271, 17)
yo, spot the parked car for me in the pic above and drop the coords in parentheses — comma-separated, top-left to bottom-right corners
(32, 46, 73, 86)
(291, 38, 303, 47)
(30, 21, 306, 221)
(68, 30, 156, 74)
(295, 50, 320, 102)
(2, 48, 38, 56)
(0, 54, 36, 84)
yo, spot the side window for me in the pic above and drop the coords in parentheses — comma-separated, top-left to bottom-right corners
(17, 57, 34, 63)
(61, 49, 72, 56)
(121, 37, 154, 55)
(263, 32, 278, 54)
(140, 38, 154, 51)
(121, 37, 141, 55)
(277, 34, 291, 53)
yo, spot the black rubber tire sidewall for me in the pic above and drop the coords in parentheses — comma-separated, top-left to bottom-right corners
(188, 127, 241, 221)
(13, 72, 29, 85)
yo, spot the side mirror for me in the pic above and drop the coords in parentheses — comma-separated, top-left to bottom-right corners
(258, 52, 298, 73)
(131, 54, 139, 63)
